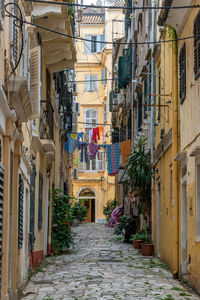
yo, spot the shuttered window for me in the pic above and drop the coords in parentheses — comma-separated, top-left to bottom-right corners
(78, 151, 104, 172)
(10, 0, 18, 64)
(179, 43, 186, 103)
(30, 46, 41, 118)
(84, 109, 97, 128)
(85, 35, 105, 53)
(18, 174, 24, 249)
(138, 93, 143, 131)
(38, 171, 43, 230)
(194, 12, 200, 79)
(101, 68, 106, 85)
(0, 163, 4, 292)
(104, 103, 107, 123)
(85, 75, 98, 92)
(158, 66, 161, 122)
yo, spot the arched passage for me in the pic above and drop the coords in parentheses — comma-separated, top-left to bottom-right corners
(78, 188, 96, 223)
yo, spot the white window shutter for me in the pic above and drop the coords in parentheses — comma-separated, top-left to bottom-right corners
(91, 75, 98, 91)
(30, 46, 41, 119)
(85, 35, 91, 53)
(85, 75, 90, 91)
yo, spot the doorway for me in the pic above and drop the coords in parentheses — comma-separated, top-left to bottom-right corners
(181, 180, 187, 274)
(157, 181, 161, 257)
(78, 188, 96, 223)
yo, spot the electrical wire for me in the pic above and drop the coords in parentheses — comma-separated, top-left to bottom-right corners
(5, 6, 200, 46)
(22, 19, 200, 46)
(5, 2, 24, 76)
(23, 0, 200, 11)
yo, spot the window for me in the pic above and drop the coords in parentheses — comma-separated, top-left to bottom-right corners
(138, 93, 142, 131)
(194, 12, 200, 79)
(179, 43, 186, 103)
(85, 75, 98, 92)
(84, 109, 98, 128)
(38, 171, 43, 230)
(85, 34, 105, 53)
(196, 163, 200, 240)
(78, 150, 104, 172)
(104, 103, 107, 123)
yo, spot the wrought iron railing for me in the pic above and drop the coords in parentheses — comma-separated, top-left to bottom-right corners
(40, 100, 54, 140)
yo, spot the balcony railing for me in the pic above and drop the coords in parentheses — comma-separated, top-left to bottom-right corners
(40, 100, 54, 140)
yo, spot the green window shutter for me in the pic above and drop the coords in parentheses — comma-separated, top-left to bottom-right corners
(109, 91, 113, 112)
(179, 43, 186, 103)
(138, 93, 143, 130)
(118, 56, 123, 88)
(148, 63, 152, 110)
(18, 174, 24, 249)
(122, 48, 132, 85)
(38, 171, 43, 230)
(144, 78, 148, 117)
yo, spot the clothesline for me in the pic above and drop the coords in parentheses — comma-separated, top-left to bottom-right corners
(65, 130, 132, 176)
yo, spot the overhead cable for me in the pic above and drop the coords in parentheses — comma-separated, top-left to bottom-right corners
(24, 0, 200, 11)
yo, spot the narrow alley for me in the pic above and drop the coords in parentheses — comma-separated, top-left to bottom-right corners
(21, 224, 200, 300)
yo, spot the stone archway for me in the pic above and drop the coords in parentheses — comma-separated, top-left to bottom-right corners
(78, 188, 96, 223)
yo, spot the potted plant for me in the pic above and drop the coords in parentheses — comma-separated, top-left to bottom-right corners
(140, 229, 154, 256)
(71, 199, 88, 226)
(130, 231, 146, 249)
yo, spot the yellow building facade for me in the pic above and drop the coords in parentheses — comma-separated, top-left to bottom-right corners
(73, 6, 124, 222)
(152, 25, 179, 274)
(0, 1, 76, 299)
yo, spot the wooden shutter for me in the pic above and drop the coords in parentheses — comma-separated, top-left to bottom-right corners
(85, 75, 90, 91)
(101, 69, 106, 85)
(97, 151, 104, 172)
(38, 171, 43, 230)
(30, 46, 41, 119)
(179, 43, 186, 103)
(85, 35, 91, 53)
(0, 163, 4, 292)
(30, 163, 36, 250)
(138, 93, 143, 130)
(91, 75, 98, 91)
(78, 151, 85, 172)
(10, 0, 18, 64)
(91, 36, 97, 52)
(18, 174, 24, 249)
(194, 12, 200, 79)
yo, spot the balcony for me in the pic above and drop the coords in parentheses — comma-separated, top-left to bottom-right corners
(39, 100, 55, 152)
(7, 75, 32, 122)
(32, 1, 76, 72)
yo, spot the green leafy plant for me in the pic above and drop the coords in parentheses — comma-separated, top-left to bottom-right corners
(126, 138, 151, 199)
(103, 198, 118, 222)
(51, 189, 74, 255)
(71, 199, 88, 222)
(114, 215, 138, 242)
(130, 230, 151, 243)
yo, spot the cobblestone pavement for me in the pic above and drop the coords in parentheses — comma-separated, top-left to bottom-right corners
(21, 224, 200, 300)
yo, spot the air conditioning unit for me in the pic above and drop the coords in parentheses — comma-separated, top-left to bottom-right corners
(112, 97, 118, 111)
(73, 169, 78, 179)
(118, 93, 125, 106)
(160, 128, 165, 139)
(76, 103, 80, 116)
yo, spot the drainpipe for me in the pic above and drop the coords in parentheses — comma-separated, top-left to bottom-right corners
(151, 0, 156, 245)
(171, 28, 180, 276)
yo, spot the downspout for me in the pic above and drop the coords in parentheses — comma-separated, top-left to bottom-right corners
(171, 27, 180, 276)
(151, 0, 156, 244)
(131, 4, 135, 149)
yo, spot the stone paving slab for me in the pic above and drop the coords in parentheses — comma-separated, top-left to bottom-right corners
(20, 224, 200, 300)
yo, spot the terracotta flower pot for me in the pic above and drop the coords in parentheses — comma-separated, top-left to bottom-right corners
(133, 239, 143, 249)
(141, 243, 154, 256)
